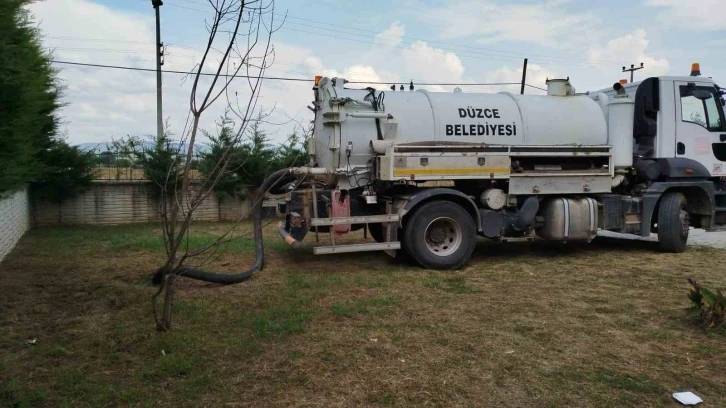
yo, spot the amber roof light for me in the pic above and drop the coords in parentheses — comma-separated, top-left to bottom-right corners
(690, 63, 701, 76)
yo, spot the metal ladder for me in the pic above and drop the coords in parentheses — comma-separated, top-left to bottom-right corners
(309, 202, 401, 255)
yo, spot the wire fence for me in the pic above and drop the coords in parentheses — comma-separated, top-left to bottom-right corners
(91, 151, 205, 182)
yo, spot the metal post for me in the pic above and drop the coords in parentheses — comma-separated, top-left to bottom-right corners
(385, 201, 392, 242)
(520, 58, 528, 94)
(622, 62, 644, 83)
(152, 0, 164, 139)
(311, 183, 319, 242)
(327, 202, 335, 247)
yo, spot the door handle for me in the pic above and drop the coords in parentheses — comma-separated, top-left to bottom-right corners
(720, 134, 726, 142)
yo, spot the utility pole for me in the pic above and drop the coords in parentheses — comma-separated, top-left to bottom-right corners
(520, 58, 528, 94)
(622, 62, 644, 83)
(152, 0, 164, 139)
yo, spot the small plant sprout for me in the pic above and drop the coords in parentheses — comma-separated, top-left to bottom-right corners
(687, 277, 726, 328)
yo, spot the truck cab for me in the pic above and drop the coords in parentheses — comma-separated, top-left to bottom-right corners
(591, 65, 726, 234)
(595, 68, 726, 178)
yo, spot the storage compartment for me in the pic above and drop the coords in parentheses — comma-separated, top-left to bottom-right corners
(537, 197, 598, 241)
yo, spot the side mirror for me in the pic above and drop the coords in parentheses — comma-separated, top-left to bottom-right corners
(692, 89, 713, 100)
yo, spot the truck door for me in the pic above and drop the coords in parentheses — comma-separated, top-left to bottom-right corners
(674, 81, 726, 176)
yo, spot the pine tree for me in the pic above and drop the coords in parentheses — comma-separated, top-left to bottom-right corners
(0, 0, 62, 193)
(200, 113, 242, 199)
(1, 1, 93, 199)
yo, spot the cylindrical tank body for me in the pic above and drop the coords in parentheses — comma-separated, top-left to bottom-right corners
(312, 77, 609, 173)
(499, 93, 607, 145)
(607, 95, 635, 168)
(588, 92, 609, 122)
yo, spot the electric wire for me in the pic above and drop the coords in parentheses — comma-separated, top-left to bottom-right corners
(160, 0, 628, 67)
(50, 60, 542, 88)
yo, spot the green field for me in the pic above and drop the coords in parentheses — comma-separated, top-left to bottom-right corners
(1, 222, 725, 407)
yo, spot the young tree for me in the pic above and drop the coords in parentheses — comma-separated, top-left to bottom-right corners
(234, 113, 279, 200)
(199, 112, 243, 199)
(151, 0, 285, 331)
(114, 124, 183, 198)
(200, 113, 308, 221)
(32, 139, 96, 203)
(276, 132, 308, 170)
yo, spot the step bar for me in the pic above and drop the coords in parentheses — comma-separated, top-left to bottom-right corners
(278, 211, 401, 255)
(313, 242, 401, 255)
(309, 214, 400, 226)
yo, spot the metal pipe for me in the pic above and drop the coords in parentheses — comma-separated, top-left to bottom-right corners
(278, 222, 300, 248)
(291, 167, 331, 176)
(370, 140, 395, 154)
(347, 112, 393, 119)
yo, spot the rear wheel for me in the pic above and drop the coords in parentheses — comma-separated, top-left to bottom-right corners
(657, 192, 689, 252)
(402, 200, 476, 270)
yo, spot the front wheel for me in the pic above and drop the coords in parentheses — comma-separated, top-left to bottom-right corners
(657, 192, 689, 252)
(402, 201, 476, 270)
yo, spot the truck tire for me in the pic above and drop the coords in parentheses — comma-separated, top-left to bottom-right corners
(657, 192, 689, 253)
(402, 200, 476, 270)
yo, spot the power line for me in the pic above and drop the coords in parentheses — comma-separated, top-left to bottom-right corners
(47, 46, 156, 55)
(276, 14, 620, 66)
(50, 59, 534, 88)
(165, 0, 623, 66)
(51, 60, 314, 81)
(46, 40, 520, 83)
(44, 36, 152, 45)
(164, 2, 207, 13)
(158, 1, 617, 68)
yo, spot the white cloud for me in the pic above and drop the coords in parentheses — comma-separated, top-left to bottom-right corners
(374, 21, 405, 47)
(587, 29, 669, 78)
(402, 41, 465, 84)
(30, 0, 163, 143)
(484, 63, 557, 94)
(418, 0, 600, 47)
(29, 0, 322, 144)
(646, 0, 726, 31)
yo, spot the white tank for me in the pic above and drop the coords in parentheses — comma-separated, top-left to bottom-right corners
(312, 77, 609, 173)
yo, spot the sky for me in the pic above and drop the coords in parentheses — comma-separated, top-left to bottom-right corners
(27, 0, 726, 146)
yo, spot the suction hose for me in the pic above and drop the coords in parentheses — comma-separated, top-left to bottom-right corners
(152, 168, 296, 285)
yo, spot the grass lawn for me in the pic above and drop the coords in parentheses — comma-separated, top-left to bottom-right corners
(1, 221, 725, 407)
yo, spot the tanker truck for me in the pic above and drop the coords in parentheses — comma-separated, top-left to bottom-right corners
(273, 63, 726, 270)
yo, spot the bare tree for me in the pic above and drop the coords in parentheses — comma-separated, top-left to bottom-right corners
(151, 0, 287, 331)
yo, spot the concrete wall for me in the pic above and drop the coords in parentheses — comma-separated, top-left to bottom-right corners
(32, 181, 262, 226)
(0, 187, 30, 262)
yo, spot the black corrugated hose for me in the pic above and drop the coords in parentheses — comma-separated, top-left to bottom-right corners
(152, 168, 296, 285)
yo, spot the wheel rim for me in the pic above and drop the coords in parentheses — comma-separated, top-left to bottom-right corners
(424, 217, 462, 257)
